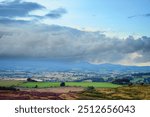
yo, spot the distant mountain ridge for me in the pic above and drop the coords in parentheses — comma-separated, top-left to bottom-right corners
(0, 59, 150, 73)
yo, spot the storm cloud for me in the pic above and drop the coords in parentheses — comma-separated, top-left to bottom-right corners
(0, 24, 150, 65)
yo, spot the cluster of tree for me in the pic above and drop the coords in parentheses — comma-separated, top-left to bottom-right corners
(112, 77, 150, 85)
(75, 77, 105, 82)
(27, 78, 37, 82)
(112, 79, 130, 85)
(0, 86, 19, 91)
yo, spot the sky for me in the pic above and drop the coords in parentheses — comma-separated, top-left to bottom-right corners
(0, 0, 150, 66)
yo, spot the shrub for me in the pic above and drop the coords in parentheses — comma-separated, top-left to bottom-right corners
(128, 83, 133, 86)
(35, 85, 38, 88)
(86, 86, 95, 91)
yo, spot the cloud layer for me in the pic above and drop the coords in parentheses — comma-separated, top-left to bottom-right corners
(0, 23, 150, 65)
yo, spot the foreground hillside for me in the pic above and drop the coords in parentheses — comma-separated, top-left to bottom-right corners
(0, 85, 150, 100)
(78, 85, 150, 100)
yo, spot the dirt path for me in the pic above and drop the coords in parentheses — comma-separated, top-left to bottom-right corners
(21, 87, 84, 93)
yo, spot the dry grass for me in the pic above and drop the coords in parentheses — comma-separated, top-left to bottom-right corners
(77, 85, 150, 100)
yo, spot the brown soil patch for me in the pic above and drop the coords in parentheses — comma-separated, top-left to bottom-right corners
(0, 87, 84, 100)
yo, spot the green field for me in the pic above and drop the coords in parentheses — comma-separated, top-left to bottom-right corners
(19, 82, 121, 88)
(66, 82, 121, 88)
(20, 82, 60, 88)
(0, 80, 23, 87)
(0, 80, 121, 88)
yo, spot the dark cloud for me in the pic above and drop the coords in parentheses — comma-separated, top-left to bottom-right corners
(128, 13, 150, 18)
(0, 0, 45, 17)
(0, 24, 150, 65)
(0, 0, 67, 24)
(45, 8, 67, 19)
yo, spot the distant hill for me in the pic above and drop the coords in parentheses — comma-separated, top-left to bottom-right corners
(0, 59, 150, 73)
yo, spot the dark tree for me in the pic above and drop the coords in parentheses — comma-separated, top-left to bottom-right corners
(27, 78, 32, 82)
(60, 82, 65, 87)
(140, 83, 144, 86)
